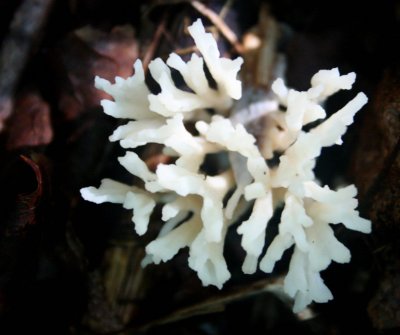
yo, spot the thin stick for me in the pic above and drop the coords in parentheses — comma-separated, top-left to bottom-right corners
(0, 0, 55, 131)
(111, 277, 286, 334)
(219, 0, 234, 20)
(174, 46, 198, 56)
(142, 17, 167, 72)
(190, 0, 244, 54)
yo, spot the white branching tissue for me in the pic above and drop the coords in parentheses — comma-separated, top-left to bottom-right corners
(81, 19, 371, 312)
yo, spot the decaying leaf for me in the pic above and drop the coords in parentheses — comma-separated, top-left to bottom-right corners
(6, 92, 53, 150)
(350, 65, 400, 330)
(51, 25, 138, 120)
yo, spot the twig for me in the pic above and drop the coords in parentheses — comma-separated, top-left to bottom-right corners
(174, 46, 198, 55)
(0, 0, 55, 131)
(190, 0, 244, 54)
(219, 0, 234, 20)
(142, 16, 168, 72)
(119, 277, 285, 333)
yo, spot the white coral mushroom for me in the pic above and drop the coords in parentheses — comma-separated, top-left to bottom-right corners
(81, 18, 371, 311)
